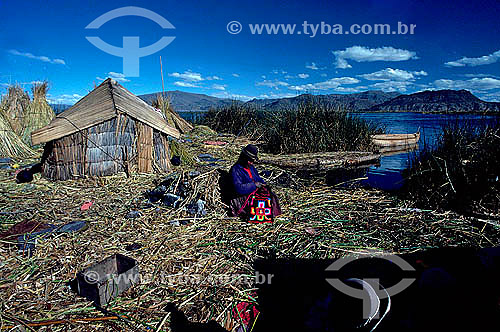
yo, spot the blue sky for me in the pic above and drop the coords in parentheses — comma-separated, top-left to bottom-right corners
(1, 0, 500, 104)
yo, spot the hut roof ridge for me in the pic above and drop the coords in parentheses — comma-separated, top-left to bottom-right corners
(31, 78, 180, 145)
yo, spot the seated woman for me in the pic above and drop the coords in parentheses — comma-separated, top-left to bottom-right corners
(229, 144, 281, 220)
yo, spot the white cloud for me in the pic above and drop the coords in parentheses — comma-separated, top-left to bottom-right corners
(211, 91, 254, 101)
(332, 46, 417, 69)
(433, 77, 500, 91)
(284, 73, 310, 79)
(47, 93, 83, 104)
(0, 80, 45, 87)
(256, 80, 289, 89)
(108, 72, 130, 82)
(462, 73, 500, 79)
(359, 68, 427, 81)
(334, 86, 366, 93)
(288, 77, 359, 91)
(211, 84, 227, 91)
(480, 91, 500, 102)
(259, 92, 297, 99)
(173, 81, 200, 88)
(369, 81, 413, 92)
(8, 49, 66, 65)
(334, 57, 352, 69)
(169, 70, 203, 82)
(232, 73, 240, 77)
(168, 70, 223, 89)
(445, 50, 500, 67)
(305, 62, 319, 70)
(96, 72, 130, 82)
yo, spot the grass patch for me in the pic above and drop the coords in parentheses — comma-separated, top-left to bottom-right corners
(201, 103, 262, 138)
(402, 120, 500, 215)
(200, 99, 381, 153)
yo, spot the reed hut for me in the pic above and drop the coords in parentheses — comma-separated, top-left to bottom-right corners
(31, 78, 180, 180)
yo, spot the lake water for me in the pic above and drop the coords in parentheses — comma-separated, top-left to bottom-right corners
(178, 111, 499, 191)
(357, 112, 499, 190)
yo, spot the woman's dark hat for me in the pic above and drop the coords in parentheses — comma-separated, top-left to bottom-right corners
(242, 144, 259, 161)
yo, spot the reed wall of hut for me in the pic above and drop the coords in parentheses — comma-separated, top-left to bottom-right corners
(42, 114, 172, 180)
(153, 130, 172, 172)
(43, 131, 87, 180)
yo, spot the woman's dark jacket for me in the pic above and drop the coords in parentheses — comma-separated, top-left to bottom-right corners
(230, 163, 265, 196)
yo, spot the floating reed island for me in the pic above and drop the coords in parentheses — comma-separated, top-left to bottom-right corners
(1, 123, 499, 331)
(0, 82, 498, 330)
(259, 151, 380, 171)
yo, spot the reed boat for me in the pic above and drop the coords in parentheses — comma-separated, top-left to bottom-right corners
(371, 130, 420, 148)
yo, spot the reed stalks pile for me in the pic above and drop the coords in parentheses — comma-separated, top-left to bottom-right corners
(152, 94, 193, 134)
(0, 111, 37, 159)
(0, 85, 31, 136)
(22, 82, 55, 146)
(0, 130, 498, 331)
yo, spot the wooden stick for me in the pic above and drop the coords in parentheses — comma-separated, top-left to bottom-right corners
(0, 316, 118, 329)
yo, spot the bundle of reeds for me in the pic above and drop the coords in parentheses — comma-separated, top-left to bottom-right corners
(0, 85, 31, 136)
(0, 111, 37, 159)
(21, 81, 55, 146)
(152, 94, 193, 134)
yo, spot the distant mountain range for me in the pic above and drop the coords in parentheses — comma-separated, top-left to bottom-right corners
(369, 89, 500, 113)
(139, 90, 237, 110)
(50, 89, 500, 114)
(245, 91, 401, 111)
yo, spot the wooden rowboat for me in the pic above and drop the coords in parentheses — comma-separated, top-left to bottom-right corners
(378, 143, 418, 156)
(371, 130, 420, 148)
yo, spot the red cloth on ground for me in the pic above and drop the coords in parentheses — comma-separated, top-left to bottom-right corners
(232, 301, 259, 327)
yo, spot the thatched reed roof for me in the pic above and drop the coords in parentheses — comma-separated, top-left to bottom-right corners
(0, 111, 36, 159)
(31, 78, 180, 145)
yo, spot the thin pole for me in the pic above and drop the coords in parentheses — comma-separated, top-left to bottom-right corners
(160, 56, 165, 99)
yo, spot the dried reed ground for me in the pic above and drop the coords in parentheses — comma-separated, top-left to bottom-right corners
(0, 136, 499, 331)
